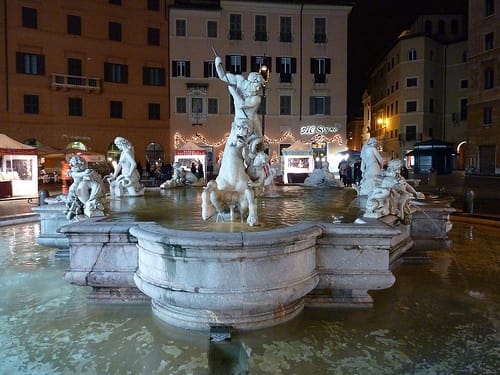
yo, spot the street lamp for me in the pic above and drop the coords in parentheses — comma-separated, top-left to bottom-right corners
(259, 63, 270, 137)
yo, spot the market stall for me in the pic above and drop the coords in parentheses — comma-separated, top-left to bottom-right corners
(282, 141, 314, 184)
(0, 134, 38, 197)
(174, 141, 207, 182)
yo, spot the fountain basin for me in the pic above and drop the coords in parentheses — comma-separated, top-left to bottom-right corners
(130, 222, 323, 330)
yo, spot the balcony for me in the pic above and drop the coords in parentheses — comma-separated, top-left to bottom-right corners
(51, 73, 101, 93)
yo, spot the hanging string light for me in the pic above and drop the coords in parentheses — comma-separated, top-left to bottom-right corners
(175, 131, 344, 149)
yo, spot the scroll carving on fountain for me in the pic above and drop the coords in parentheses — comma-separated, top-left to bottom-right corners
(201, 48, 269, 226)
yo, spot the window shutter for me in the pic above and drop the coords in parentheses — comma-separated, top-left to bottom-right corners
(159, 68, 166, 85)
(39, 55, 45, 75)
(325, 96, 331, 115)
(186, 61, 190, 77)
(172, 61, 177, 77)
(291, 58, 297, 73)
(309, 96, 314, 115)
(142, 67, 148, 84)
(104, 63, 111, 81)
(251, 56, 257, 72)
(275, 57, 281, 73)
(123, 65, 128, 83)
(265, 56, 272, 72)
(325, 58, 331, 74)
(225, 55, 231, 71)
(16, 53, 23, 73)
(204, 61, 208, 77)
(241, 56, 247, 72)
(310, 58, 316, 74)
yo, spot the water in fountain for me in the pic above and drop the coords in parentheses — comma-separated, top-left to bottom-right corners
(108, 185, 362, 232)
(1, 220, 498, 373)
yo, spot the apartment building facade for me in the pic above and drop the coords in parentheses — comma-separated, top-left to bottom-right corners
(0, 0, 172, 164)
(363, 14, 468, 172)
(169, 0, 353, 171)
(467, 0, 499, 174)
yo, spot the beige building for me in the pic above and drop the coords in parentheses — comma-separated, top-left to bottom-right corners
(363, 14, 468, 171)
(169, 0, 353, 172)
(0, 0, 172, 166)
(467, 0, 500, 174)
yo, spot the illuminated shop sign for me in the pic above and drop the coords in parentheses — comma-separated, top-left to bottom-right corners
(299, 125, 339, 135)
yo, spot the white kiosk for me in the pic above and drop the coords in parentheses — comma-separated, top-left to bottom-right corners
(282, 141, 314, 184)
(0, 134, 38, 197)
(174, 141, 207, 183)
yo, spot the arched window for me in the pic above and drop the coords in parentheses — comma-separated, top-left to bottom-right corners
(65, 141, 86, 151)
(107, 142, 121, 162)
(438, 20, 445, 34)
(424, 20, 432, 34)
(146, 142, 164, 163)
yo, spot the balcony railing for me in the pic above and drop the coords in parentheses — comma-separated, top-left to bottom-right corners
(51, 73, 101, 93)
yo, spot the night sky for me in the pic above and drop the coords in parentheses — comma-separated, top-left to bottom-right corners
(347, 0, 468, 119)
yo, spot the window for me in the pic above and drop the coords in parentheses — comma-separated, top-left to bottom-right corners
(172, 61, 190, 77)
(143, 67, 166, 85)
(68, 98, 83, 116)
(67, 58, 82, 85)
(314, 17, 327, 43)
(208, 98, 218, 114)
(311, 58, 331, 83)
(460, 98, 467, 120)
(276, 57, 296, 83)
(254, 15, 267, 41)
(408, 48, 417, 61)
(204, 61, 217, 78)
(485, 0, 495, 16)
(462, 51, 467, 62)
(191, 97, 203, 116)
(226, 55, 246, 74)
(395, 101, 399, 114)
(460, 79, 468, 89)
(148, 28, 160, 45)
(109, 0, 121, 4)
(484, 68, 494, 89)
(405, 125, 416, 141)
(207, 20, 217, 38)
(148, 103, 160, 120)
(229, 14, 242, 40)
(251, 55, 271, 73)
(280, 96, 291, 115)
(104, 63, 128, 83)
(406, 101, 417, 112)
(176, 19, 186, 37)
(110, 101, 123, 118)
(176, 97, 186, 113)
(148, 0, 160, 11)
(16, 53, 45, 75)
(430, 79, 434, 88)
(425, 20, 432, 34)
(67, 15, 81, 35)
(429, 98, 434, 113)
(485, 32, 494, 50)
(280, 16, 292, 42)
(406, 77, 418, 87)
(109, 22, 122, 41)
(22, 7, 37, 29)
(438, 20, 445, 34)
(24, 95, 39, 114)
(483, 107, 492, 125)
(309, 96, 330, 115)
